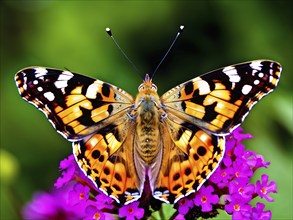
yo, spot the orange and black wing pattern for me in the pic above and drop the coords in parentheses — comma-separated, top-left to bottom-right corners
(161, 60, 281, 134)
(151, 60, 281, 203)
(15, 67, 134, 140)
(15, 67, 145, 204)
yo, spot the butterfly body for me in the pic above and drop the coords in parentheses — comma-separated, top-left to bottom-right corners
(15, 60, 281, 205)
(134, 74, 163, 164)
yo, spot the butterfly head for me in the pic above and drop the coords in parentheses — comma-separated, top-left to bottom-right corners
(138, 74, 158, 93)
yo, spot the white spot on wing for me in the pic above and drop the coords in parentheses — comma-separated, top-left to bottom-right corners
(258, 72, 264, 78)
(60, 71, 74, 80)
(86, 82, 101, 99)
(54, 80, 68, 89)
(254, 79, 260, 85)
(250, 61, 262, 71)
(195, 80, 210, 95)
(252, 69, 258, 76)
(242, 85, 252, 95)
(33, 80, 38, 85)
(37, 87, 43, 92)
(44, 91, 55, 101)
(34, 67, 48, 78)
(54, 71, 74, 89)
(223, 66, 241, 82)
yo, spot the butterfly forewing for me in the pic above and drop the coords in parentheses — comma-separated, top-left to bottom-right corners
(161, 60, 281, 134)
(15, 67, 134, 140)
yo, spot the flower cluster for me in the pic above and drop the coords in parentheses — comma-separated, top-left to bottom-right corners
(22, 127, 277, 219)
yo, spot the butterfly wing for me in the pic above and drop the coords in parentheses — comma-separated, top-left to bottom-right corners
(161, 60, 281, 134)
(73, 120, 145, 204)
(15, 67, 143, 204)
(152, 60, 281, 203)
(15, 67, 134, 140)
(151, 117, 224, 204)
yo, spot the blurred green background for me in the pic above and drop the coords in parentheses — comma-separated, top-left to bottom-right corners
(1, 1, 292, 219)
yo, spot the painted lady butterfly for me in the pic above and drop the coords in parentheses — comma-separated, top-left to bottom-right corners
(15, 60, 281, 204)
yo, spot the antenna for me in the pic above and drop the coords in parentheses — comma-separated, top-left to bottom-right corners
(151, 25, 184, 79)
(106, 27, 143, 79)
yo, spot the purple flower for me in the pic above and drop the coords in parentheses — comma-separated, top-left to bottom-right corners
(251, 203, 272, 220)
(118, 201, 144, 220)
(54, 155, 76, 188)
(222, 137, 236, 167)
(54, 155, 95, 190)
(253, 153, 271, 169)
(233, 143, 246, 158)
(256, 174, 277, 202)
(174, 213, 185, 220)
(177, 197, 194, 215)
(209, 166, 233, 188)
(59, 155, 75, 170)
(194, 185, 219, 212)
(94, 193, 114, 210)
(228, 178, 255, 202)
(232, 159, 253, 180)
(22, 185, 80, 219)
(225, 194, 252, 220)
(228, 127, 253, 143)
(240, 150, 258, 167)
(68, 183, 90, 207)
(83, 204, 105, 220)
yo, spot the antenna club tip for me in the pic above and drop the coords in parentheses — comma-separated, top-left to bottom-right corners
(106, 27, 112, 36)
(178, 25, 184, 34)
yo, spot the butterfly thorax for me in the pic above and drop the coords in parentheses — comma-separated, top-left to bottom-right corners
(134, 75, 163, 165)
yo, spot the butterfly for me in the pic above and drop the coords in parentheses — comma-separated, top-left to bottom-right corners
(15, 60, 281, 205)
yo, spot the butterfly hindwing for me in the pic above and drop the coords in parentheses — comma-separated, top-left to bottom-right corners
(15, 67, 134, 140)
(151, 116, 224, 204)
(73, 120, 144, 204)
(161, 60, 281, 134)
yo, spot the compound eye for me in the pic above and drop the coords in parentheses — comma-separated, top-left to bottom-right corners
(151, 84, 157, 91)
(138, 84, 145, 91)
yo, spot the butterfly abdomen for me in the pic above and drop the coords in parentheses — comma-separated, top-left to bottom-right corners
(136, 95, 161, 165)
